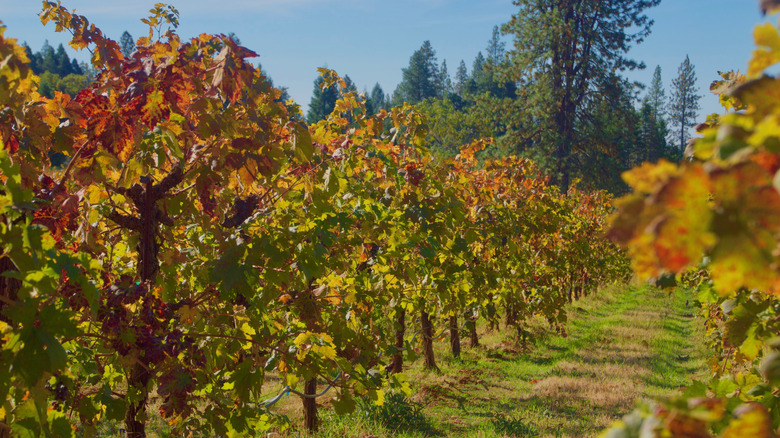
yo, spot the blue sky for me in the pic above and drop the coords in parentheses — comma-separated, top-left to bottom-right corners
(0, 0, 769, 119)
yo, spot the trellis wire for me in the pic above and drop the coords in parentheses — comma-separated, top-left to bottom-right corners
(261, 312, 475, 407)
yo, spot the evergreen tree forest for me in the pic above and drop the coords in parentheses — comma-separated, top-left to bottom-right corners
(22, 40, 91, 98)
(388, 4, 693, 195)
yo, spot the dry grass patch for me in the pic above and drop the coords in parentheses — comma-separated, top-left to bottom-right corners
(532, 375, 639, 413)
(577, 343, 654, 364)
(608, 324, 657, 342)
(554, 359, 651, 380)
(623, 309, 661, 321)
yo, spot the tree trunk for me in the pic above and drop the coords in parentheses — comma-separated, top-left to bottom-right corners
(505, 300, 521, 330)
(449, 315, 460, 359)
(391, 307, 405, 373)
(420, 311, 438, 371)
(553, 89, 575, 194)
(468, 313, 479, 348)
(486, 297, 498, 332)
(124, 362, 151, 438)
(125, 178, 158, 438)
(303, 377, 318, 431)
(517, 324, 526, 347)
(107, 167, 183, 438)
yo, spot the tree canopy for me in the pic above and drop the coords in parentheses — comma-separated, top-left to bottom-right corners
(499, 0, 661, 192)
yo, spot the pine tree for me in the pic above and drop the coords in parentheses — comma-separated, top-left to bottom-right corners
(455, 60, 469, 96)
(39, 40, 57, 73)
(501, 0, 661, 192)
(472, 51, 485, 77)
(55, 44, 73, 76)
(463, 52, 486, 95)
(367, 83, 386, 115)
(23, 44, 39, 74)
(307, 74, 339, 123)
(439, 60, 452, 97)
(419, 40, 441, 95)
(120, 31, 135, 58)
(668, 55, 701, 153)
(486, 25, 505, 64)
(71, 59, 83, 75)
(637, 100, 661, 163)
(394, 41, 440, 105)
(647, 66, 665, 120)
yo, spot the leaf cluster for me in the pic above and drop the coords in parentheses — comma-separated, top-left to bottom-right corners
(605, 7, 780, 436)
(0, 5, 628, 436)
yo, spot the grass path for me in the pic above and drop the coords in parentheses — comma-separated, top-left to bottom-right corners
(300, 286, 708, 438)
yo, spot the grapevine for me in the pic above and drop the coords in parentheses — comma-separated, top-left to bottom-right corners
(0, 3, 628, 436)
(604, 2, 780, 436)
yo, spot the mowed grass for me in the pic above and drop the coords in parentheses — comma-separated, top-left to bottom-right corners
(274, 285, 708, 438)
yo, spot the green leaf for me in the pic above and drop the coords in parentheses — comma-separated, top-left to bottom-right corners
(683, 380, 708, 398)
(419, 245, 435, 259)
(229, 359, 263, 402)
(100, 386, 127, 421)
(49, 410, 76, 438)
(12, 327, 60, 385)
(725, 299, 768, 359)
(292, 122, 314, 162)
(210, 244, 247, 296)
(332, 389, 356, 415)
(13, 417, 41, 438)
(36, 327, 67, 371)
(696, 284, 720, 304)
(711, 377, 739, 397)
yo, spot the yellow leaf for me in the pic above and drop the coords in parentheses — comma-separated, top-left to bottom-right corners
(314, 344, 337, 360)
(374, 389, 385, 406)
(621, 159, 679, 194)
(240, 322, 256, 337)
(720, 403, 773, 438)
(710, 235, 776, 295)
(293, 332, 310, 347)
(750, 22, 780, 76)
